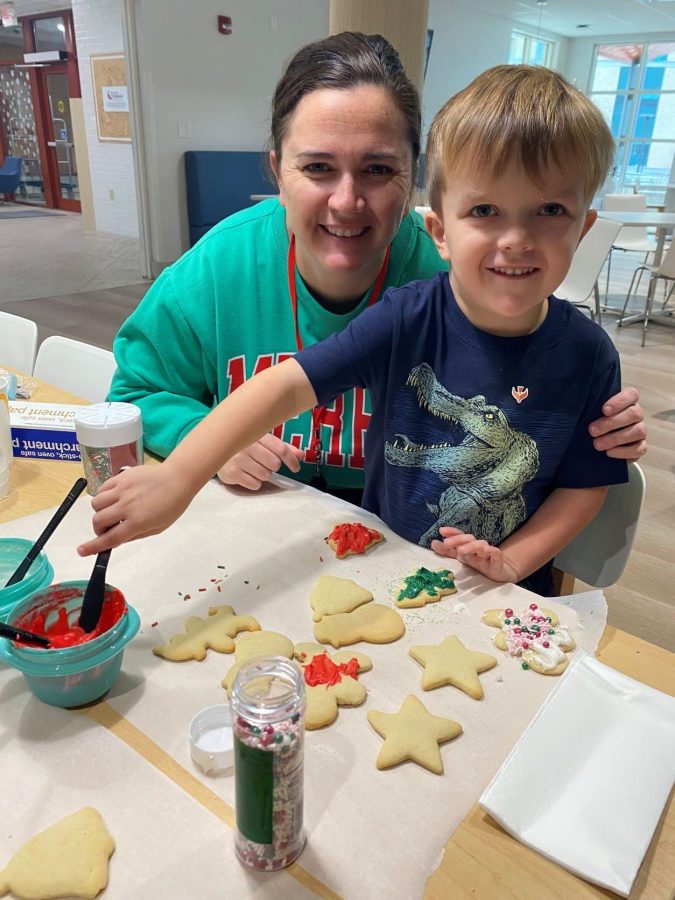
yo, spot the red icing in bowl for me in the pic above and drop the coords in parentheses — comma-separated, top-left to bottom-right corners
(13, 586, 127, 649)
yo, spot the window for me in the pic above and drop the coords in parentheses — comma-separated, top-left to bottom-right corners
(508, 30, 557, 69)
(590, 43, 675, 203)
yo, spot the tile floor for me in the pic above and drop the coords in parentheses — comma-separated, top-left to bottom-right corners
(0, 207, 143, 304)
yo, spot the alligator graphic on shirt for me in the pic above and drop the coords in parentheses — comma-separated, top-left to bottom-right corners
(385, 363, 539, 547)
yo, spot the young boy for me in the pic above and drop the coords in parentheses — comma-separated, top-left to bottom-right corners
(79, 65, 627, 596)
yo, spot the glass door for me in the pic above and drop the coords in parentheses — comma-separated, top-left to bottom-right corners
(38, 64, 80, 210)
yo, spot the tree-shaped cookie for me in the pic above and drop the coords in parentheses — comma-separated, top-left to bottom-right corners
(409, 635, 497, 699)
(222, 630, 295, 695)
(394, 567, 457, 608)
(325, 522, 384, 558)
(368, 694, 462, 774)
(295, 642, 372, 729)
(153, 604, 260, 661)
(0, 807, 114, 899)
(310, 575, 373, 622)
(482, 602, 575, 675)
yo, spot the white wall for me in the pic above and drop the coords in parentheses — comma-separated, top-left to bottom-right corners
(72, 0, 139, 237)
(133, 0, 329, 266)
(423, 0, 569, 139)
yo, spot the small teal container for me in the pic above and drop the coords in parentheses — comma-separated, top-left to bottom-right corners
(0, 537, 54, 618)
(0, 580, 140, 707)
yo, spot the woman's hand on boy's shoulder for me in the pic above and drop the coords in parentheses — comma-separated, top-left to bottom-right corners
(589, 387, 647, 462)
(431, 527, 520, 584)
(77, 464, 193, 556)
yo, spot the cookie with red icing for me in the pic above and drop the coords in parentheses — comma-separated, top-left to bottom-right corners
(295, 642, 372, 729)
(325, 522, 384, 559)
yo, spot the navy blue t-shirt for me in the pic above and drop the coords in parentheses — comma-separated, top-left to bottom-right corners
(296, 272, 627, 594)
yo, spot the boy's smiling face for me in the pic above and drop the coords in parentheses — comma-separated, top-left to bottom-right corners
(426, 157, 596, 336)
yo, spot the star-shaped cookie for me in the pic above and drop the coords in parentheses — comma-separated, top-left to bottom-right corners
(409, 635, 497, 699)
(367, 694, 462, 774)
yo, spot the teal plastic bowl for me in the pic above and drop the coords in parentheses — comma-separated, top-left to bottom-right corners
(0, 538, 54, 618)
(0, 580, 140, 707)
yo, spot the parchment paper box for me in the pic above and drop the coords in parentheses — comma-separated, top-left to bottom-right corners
(9, 401, 84, 461)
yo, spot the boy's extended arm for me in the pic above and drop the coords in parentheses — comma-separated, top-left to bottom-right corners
(78, 359, 317, 555)
(432, 485, 608, 584)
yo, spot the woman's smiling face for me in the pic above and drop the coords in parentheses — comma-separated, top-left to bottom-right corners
(271, 85, 414, 307)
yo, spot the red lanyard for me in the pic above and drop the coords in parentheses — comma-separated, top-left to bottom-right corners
(287, 234, 390, 487)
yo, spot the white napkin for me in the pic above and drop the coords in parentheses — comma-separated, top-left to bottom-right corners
(479, 651, 675, 897)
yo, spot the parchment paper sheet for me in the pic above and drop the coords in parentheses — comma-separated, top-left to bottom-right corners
(0, 476, 607, 899)
(0, 678, 315, 899)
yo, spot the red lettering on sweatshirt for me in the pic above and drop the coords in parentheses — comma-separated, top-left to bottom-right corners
(225, 355, 363, 471)
(349, 388, 370, 469)
(227, 353, 293, 439)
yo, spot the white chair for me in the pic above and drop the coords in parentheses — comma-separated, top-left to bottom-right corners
(553, 462, 646, 592)
(618, 238, 675, 346)
(554, 217, 623, 324)
(0, 310, 38, 374)
(33, 336, 117, 402)
(601, 193, 657, 303)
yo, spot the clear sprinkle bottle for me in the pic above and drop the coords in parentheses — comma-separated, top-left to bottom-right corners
(230, 656, 305, 870)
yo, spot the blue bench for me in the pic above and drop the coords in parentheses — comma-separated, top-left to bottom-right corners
(184, 150, 275, 246)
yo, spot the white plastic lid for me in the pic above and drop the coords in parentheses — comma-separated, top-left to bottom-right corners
(188, 704, 234, 775)
(75, 402, 142, 448)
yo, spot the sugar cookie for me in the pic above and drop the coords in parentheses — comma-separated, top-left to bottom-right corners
(394, 567, 457, 608)
(409, 635, 497, 699)
(222, 630, 295, 695)
(325, 522, 384, 558)
(0, 807, 114, 899)
(368, 694, 462, 774)
(482, 602, 575, 675)
(153, 604, 260, 661)
(310, 575, 373, 622)
(313, 603, 405, 648)
(295, 642, 372, 729)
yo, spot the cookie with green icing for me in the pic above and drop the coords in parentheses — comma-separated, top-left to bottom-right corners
(394, 567, 457, 608)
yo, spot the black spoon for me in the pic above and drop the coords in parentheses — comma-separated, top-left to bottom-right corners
(78, 549, 112, 633)
(5, 477, 88, 587)
(0, 622, 51, 648)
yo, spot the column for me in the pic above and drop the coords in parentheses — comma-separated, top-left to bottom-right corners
(329, 0, 429, 91)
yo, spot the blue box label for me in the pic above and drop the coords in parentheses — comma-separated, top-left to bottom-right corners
(11, 426, 81, 461)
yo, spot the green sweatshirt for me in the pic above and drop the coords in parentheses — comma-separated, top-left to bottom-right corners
(110, 199, 444, 490)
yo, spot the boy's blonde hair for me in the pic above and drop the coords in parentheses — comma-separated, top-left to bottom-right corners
(426, 65, 614, 211)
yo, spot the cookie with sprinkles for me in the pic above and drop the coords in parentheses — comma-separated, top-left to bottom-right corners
(325, 522, 384, 559)
(482, 603, 575, 675)
(395, 567, 457, 608)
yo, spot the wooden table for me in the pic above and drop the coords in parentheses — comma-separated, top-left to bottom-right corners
(2, 375, 674, 900)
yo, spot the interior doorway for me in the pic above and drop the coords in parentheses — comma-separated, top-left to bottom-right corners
(0, 9, 81, 212)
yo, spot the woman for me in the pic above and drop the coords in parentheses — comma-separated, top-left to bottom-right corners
(109, 32, 645, 504)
